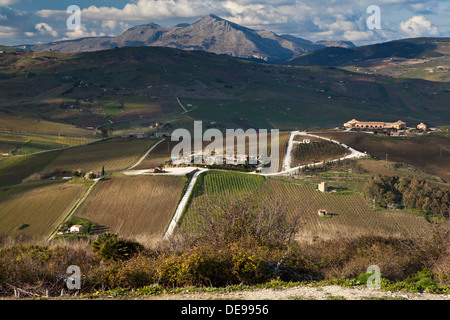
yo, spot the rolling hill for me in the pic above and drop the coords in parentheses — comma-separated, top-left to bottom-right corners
(1, 45, 450, 135)
(286, 37, 450, 67)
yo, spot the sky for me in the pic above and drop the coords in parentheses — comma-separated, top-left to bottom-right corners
(1, 0, 450, 47)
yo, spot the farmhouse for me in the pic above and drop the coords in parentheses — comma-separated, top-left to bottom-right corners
(84, 172, 99, 179)
(69, 225, 83, 233)
(344, 119, 406, 130)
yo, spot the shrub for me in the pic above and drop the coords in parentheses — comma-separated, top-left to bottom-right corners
(92, 233, 144, 261)
(156, 247, 235, 287)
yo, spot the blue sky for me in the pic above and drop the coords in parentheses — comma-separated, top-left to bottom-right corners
(1, 0, 450, 46)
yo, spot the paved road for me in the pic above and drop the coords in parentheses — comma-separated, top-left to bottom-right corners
(163, 169, 208, 239)
(125, 138, 165, 170)
(262, 131, 368, 176)
(121, 130, 369, 238)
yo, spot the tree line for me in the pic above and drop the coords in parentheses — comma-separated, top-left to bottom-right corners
(363, 174, 450, 219)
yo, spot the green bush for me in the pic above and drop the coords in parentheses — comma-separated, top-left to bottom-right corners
(92, 233, 144, 261)
(156, 247, 235, 287)
(136, 284, 164, 296)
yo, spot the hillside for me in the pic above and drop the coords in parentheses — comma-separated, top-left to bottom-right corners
(181, 171, 432, 241)
(287, 37, 450, 67)
(1, 46, 450, 135)
(315, 132, 450, 186)
(286, 37, 450, 82)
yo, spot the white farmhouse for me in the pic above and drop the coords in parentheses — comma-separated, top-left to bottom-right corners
(69, 225, 83, 233)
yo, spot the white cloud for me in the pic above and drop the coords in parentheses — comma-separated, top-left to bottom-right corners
(25, 0, 448, 46)
(62, 24, 106, 40)
(399, 15, 438, 37)
(35, 22, 58, 37)
(37, 0, 222, 22)
(342, 30, 373, 42)
(0, 25, 14, 37)
(101, 20, 131, 33)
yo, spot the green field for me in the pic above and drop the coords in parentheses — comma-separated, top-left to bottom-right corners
(0, 180, 88, 240)
(0, 131, 95, 155)
(43, 138, 157, 173)
(0, 150, 63, 188)
(180, 171, 432, 240)
(0, 113, 95, 137)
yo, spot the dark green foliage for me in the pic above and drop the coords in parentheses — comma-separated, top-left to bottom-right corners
(62, 217, 95, 235)
(364, 174, 450, 218)
(92, 232, 144, 261)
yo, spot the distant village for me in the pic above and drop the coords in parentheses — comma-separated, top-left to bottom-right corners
(170, 151, 261, 169)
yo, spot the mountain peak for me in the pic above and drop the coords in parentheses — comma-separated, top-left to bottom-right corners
(204, 14, 223, 21)
(25, 15, 327, 62)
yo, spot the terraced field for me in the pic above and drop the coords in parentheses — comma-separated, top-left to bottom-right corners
(180, 171, 433, 240)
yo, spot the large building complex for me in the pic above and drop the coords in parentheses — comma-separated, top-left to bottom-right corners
(344, 119, 407, 130)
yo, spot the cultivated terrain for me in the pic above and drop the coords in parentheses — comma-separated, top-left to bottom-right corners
(1, 19, 449, 300)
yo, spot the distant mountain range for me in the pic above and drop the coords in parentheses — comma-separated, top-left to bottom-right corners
(21, 15, 354, 62)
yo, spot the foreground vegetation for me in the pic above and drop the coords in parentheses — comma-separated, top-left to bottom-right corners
(0, 197, 448, 298)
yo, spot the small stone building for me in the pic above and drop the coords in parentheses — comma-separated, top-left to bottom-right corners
(318, 209, 328, 216)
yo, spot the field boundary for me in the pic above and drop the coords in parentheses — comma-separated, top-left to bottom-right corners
(46, 179, 100, 241)
(264, 131, 368, 176)
(126, 138, 165, 170)
(163, 169, 208, 239)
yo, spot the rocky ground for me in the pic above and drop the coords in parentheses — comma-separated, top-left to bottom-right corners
(149, 285, 450, 301)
